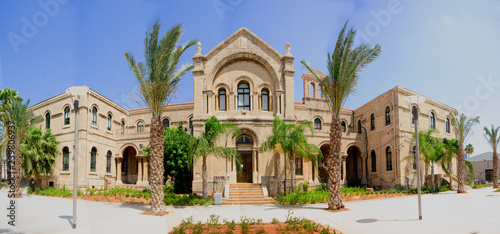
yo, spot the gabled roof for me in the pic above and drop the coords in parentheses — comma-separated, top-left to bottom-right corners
(468, 152, 493, 162)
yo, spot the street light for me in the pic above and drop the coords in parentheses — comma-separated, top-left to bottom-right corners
(405, 95, 425, 220)
(65, 86, 87, 229)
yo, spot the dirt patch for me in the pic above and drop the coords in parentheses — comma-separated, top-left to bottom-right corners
(342, 192, 412, 202)
(322, 207, 351, 213)
(169, 222, 341, 234)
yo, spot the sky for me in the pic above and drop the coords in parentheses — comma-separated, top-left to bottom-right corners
(1, 0, 499, 157)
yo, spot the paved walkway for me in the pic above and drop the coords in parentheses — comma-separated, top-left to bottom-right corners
(1, 188, 499, 233)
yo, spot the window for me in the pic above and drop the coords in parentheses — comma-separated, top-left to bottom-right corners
(310, 83, 315, 98)
(237, 83, 250, 110)
(358, 120, 362, 134)
(107, 114, 112, 131)
(106, 151, 112, 173)
(162, 118, 170, 129)
(412, 146, 417, 170)
(371, 150, 376, 172)
(236, 135, 253, 144)
(261, 89, 269, 111)
(386, 147, 392, 171)
(318, 85, 322, 99)
(189, 117, 193, 135)
(370, 114, 375, 131)
(341, 121, 346, 132)
(92, 107, 97, 126)
(412, 106, 418, 125)
(62, 147, 69, 171)
(45, 113, 50, 130)
(430, 112, 435, 129)
(295, 158, 303, 175)
(385, 106, 391, 125)
(446, 118, 450, 133)
(90, 147, 97, 172)
(314, 118, 322, 130)
(121, 120, 125, 134)
(64, 107, 70, 125)
(137, 121, 144, 133)
(218, 89, 226, 111)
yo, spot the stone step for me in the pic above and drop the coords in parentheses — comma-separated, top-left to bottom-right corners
(222, 200, 275, 205)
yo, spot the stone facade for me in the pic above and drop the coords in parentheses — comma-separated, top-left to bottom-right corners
(28, 28, 458, 192)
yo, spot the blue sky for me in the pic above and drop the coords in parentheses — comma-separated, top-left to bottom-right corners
(1, 0, 500, 156)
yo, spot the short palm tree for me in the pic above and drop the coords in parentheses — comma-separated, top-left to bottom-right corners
(301, 20, 381, 210)
(261, 115, 286, 195)
(21, 126, 59, 189)
(418, 129, 440, 187)
(0, 99, 42, 197)
(449, 113, 480, 193)
(484, 125, 499, 188)
(441, 138, 458, 190)
(0, 88, 22, 184)
(189, 116, 241, 198)
(465, 143, 474, 156)
(125, 20, 196, 213)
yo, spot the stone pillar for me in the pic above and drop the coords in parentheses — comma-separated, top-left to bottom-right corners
(342, 154, 347, 185)
(116, 157, 122, 184)
(138, 157, 143, 182)
(143, 160, 148, 183)
(252, 149, 258, 183)
(361, 155, 367, 184)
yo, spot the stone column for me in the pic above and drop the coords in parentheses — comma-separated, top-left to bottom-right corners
(138, 157, 143, 182)
(143, 160, 148, 183)
(342, 154, 348, 185)
(116, 157, 122, 184)
(361, 155, 367, 184)
(252, 149, 258, 183)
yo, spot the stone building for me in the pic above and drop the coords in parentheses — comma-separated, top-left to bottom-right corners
(29, 28, 458, 192)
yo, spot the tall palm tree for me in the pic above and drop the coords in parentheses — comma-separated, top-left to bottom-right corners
(441, 138, 459, 190)
(484, 125, 499, 188)
(449, 113, 480, 193)
(0, 88, 22, 184)
(125, 20, 196, 213)
(301, 20, 381, 210)
(0, 99, 42, 197)
(189, 116, 241, 198)
(21, 126, 59, 189)
(261, 115, 286, 195)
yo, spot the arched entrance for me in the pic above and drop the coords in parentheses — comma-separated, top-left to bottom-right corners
(346, 146, 362, 186)
(121, 146, 138, 184)
(236, 135, 253, 183)
(319, 144, 330, 183)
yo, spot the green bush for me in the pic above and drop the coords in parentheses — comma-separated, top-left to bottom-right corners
(163, 193, 214, 206)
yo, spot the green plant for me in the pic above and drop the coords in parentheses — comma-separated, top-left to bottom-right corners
(223, 219, 237, 233)
(192, 221, 204, 234)
(271, 218, 279, 224)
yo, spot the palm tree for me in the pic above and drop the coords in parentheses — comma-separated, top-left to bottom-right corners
(189, 116, 241, 198)
(0, 88, 22, 184)
(261, 115, 286, 195)
(465, 143, 474, 156)
(0, 99, 42, 197)
(418, 129, 440, 187)
(441, 138, 459, 190)
(21, 126, 59, 189)
(449, 113, 480, 193)
(125, 20, 196, 213)
(301, 20, 381, 210)
(484, 125, 499, 188)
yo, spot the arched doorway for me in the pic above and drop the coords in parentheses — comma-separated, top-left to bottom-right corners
(236, 135, 253, 183)
(346, 146, 362, 186)
(121, 146, 138, 184)
(319, 144, 330, 183)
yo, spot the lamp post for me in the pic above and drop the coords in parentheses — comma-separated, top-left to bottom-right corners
(66, 86, 87, 229)
(405, 95, 425, 220)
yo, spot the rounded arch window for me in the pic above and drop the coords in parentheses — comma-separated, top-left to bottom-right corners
(90, 147, 97, 172)
(371, 150, 376, 172)
(341, 121, 346, 132)
(430, 112, 436, 129)
(445, 118, 450, 133)
(237, 82, 250, 110)
(106, 151, 112, 173)
(261, 89, 269, 111)
(370, 113, 375, 131)
(137, 121, 144, 133)
(45, 112, 51, 130)
(358, 120, 362, 134)
(107, 113, 112, 131)
(385, 106, 391, 125)
(218, 89, 227, 111)
(236, 135, 253, 144)
(386, 146, 392, 171)
(62, 147, 69, 171)
(314, 118, 322, 130)
(121, 120, 125, 134)
(64, 106, 70, 125)
(189, 117, 193, 135)
(92, 106, 98, 126)
(162, 118, 170, 129)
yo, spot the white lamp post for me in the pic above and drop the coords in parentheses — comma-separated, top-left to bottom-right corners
(405, 95, 425, 220)
(65, 86, 87, 229)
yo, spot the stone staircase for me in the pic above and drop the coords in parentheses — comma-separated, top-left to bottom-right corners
(222, 183, 274, 205)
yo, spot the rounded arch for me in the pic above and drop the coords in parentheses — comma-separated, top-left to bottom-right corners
(62, 103, 71, 112)
(257, 82, 274, 92)
(43, 110, 52, 116)
(235, 127, 260, 147)
(209, 52, 280, 88)
(135, 119, 145, 125)
(214, 82, 231, 93)
(234, 76, 255, 93)
(90, 103, 100, 112)
(119, 143, 140, 155)
(343, 143, 363, 155)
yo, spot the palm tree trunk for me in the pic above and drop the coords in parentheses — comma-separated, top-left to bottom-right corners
(424, 163, 429, 187)
(275, 153, 281, 195)
(290, 153, 295, 192)
(202, 156, 208, 198)
(457, 143, 466, 193)
(14, 143, 21, 197)
(448, 161, 453, 190)
(149, 118, 165, 213)
(328, 114, 344, 210)
(493, 150, 498, 188)
(431, 165, 435, 192)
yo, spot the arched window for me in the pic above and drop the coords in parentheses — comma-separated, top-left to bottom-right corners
(64, 107, 70, 125)
(107, 114, 112, 131)
(62, 147, 69, 171)
(371, 150, 376, 172)
(341, 121, 346, 132)
(310, 83, 315, 98)
(318, 85, 322, 99)
(162, 118, 170, 129)
(236, 135, 253, 144)
(385, 106, 391, 125)
(90, 147, 97, 172)
(430, 112, 435, 129)
(137, 121, 144, 133)
(189, 117, 193, 135)
(412, 146, 417, 169)
(261, 89, 269, 111)
(314, 118, 322, 130)
(412, 106, 418, 125)
(106, 151, 112, 173)
(45, 113, 50, 130)
(92, 107, 98, 126)
(445, 118, 450, 134)
(218, 89, 226, 111)
(386, 147, 392, 171)
(358, 120, 362, 134)
(237, 83, 250, 110)
(121, 120, 125, 134)
(370, 113, 375, 131)
(295, 158, 303, 175)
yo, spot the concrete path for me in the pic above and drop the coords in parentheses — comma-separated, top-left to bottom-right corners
(1, 188, 499, 233)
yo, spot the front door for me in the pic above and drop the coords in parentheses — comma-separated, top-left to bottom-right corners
(237, 151, 252, 183)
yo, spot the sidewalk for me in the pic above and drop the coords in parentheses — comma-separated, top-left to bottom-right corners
(1, 188, 499, 233)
